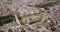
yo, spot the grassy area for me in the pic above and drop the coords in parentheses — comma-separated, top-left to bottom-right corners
(19, 19, 42, 26)
(18, 16, 25, 25)
(19, 13, 42, 25)
(19, 19, 25, 25)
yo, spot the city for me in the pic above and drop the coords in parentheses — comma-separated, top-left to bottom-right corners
(0, 0, 60, 32)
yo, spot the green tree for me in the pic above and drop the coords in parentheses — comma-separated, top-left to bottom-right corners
(49, 22, 56, 32)
(8, 29, 13, 32)
(34, 2, 57, 10)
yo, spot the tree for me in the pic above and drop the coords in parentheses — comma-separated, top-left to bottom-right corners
(34, 1, 57, 10)
(0, 14, 15, 25)
(49, 21, 56, 32)
(8, 29, 13, 32)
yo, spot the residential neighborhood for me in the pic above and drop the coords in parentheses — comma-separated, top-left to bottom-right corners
(0, 0, 60, 32)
